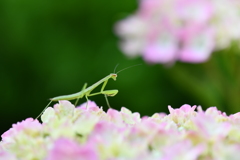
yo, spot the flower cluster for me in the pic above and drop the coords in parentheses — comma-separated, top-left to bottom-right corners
(1, 101, 240, 159)
(115, 0, 240, 64)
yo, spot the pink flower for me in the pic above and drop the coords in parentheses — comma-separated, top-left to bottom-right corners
(77, 100, 101, 112)
(1, 118, 42, 144)
(161, 140, 205, 160)
(115, 0, 240, 64)
(120, 107, 141, 124)
(107, 108, 124, 125)
(212, 142, 240, 160)
(1, 118, 45, 159)
(88, 121, 124, 144)
(229, 112, 240, 124)
(175, 0, 213, 23)
(46, 138, 98, 160)
(3, 101, 240, 159)
(168, 104, 197, 125)
(0, 146, 17, 160)
(53, 100, 75, 118)
(205, 107, 227, 118)
(178, 27, 215, 62)
(88, 121, 139, 159)
(193, 112, 230, 140)
(143, 32, 178, 63)
(168, 104, 197, 113)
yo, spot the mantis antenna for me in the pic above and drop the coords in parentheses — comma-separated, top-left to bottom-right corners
(113, 63, 119, 73)
(116, 64, 142, 74)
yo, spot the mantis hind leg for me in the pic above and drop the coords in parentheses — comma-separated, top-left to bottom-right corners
(74, 83, 87, 106)
(35, 100, 53, 120)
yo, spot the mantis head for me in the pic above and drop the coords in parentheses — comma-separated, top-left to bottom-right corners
(110, 73, 117, 81)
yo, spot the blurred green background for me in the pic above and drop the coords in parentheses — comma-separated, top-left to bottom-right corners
(1, 0, 240, 135)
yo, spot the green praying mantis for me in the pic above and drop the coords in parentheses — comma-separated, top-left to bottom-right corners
(36, 64, 141, 119)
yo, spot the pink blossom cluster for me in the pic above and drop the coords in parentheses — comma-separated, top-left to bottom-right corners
(115, 0, 240, 64)
(1, 101, 240, 159)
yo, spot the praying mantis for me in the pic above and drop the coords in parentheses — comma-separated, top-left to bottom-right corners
(36, 64, 141, 119)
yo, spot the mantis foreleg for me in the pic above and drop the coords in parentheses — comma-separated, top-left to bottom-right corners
(87, 79, 118, 108)
(104, 94, 111, 108)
